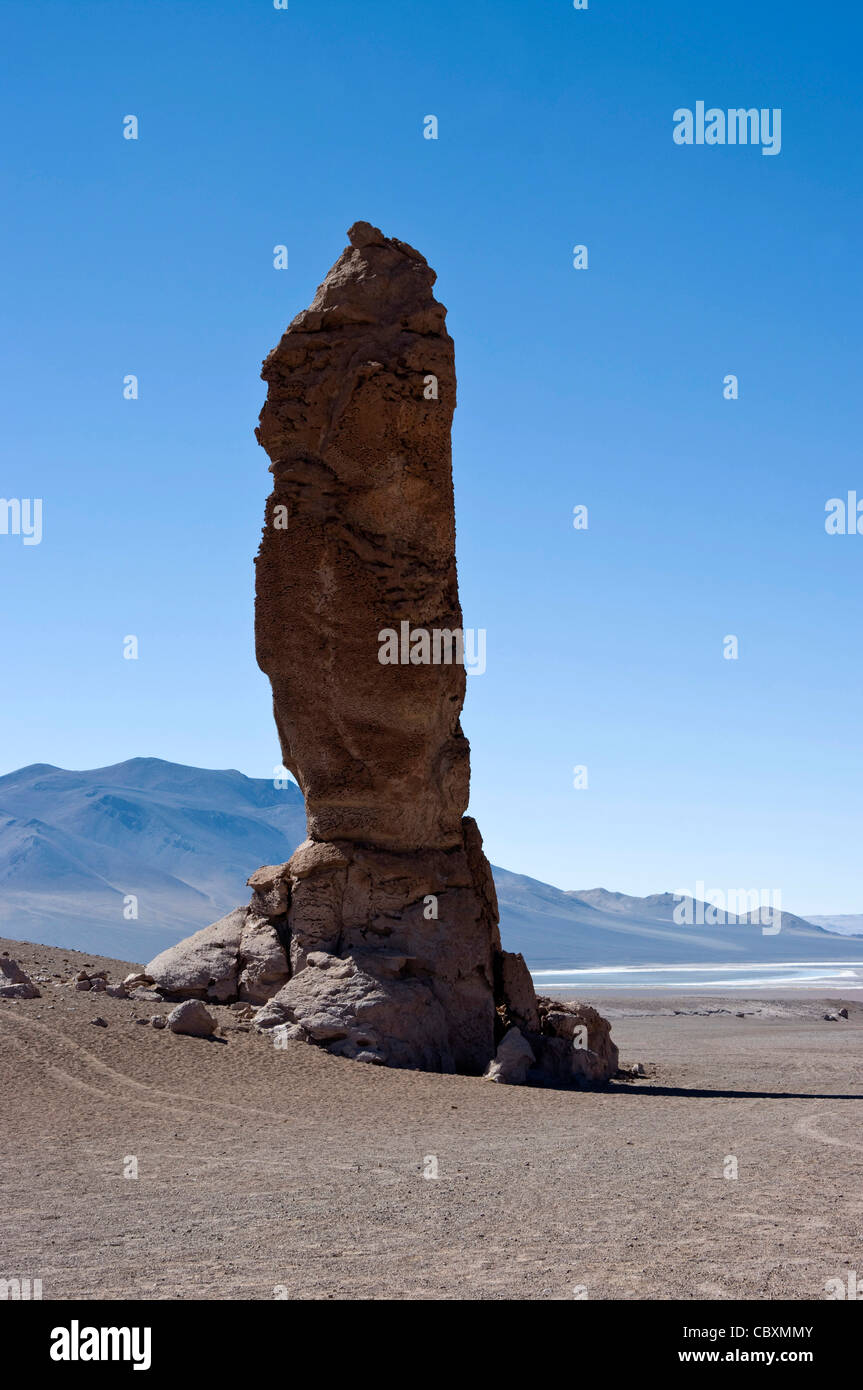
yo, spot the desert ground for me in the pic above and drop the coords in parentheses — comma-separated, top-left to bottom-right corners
(2, 935, 861, 1301)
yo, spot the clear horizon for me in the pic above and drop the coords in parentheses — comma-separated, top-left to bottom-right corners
(2, 0, 861, 914)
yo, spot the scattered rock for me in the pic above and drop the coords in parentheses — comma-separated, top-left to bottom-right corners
(271, 1022, 308, 1047)
(166, 999, 217, 1038)
(123, 972, 154, 989)
(0, 958, 40, 1000)
(838, 1007, 849, 1019)
(90, 1017, 108, 1028)
(614, 1061, 650, 1080)
(150, 1015, 166, 1030)
(252, 998, 290, 1031)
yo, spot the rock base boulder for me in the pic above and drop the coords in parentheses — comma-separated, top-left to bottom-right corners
(146, 907, 289, 1004)
(529, 998, 620, 1087)
(146, 856, 619, 1085)
(484, 1026, 536, 1084)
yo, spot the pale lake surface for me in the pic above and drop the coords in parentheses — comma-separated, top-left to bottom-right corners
(530, 963, 863, 994)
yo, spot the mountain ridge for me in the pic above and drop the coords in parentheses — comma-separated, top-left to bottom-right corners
(1, 759, 861, 965)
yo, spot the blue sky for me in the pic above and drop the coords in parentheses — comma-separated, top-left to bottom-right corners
(1, 0, 861, 913)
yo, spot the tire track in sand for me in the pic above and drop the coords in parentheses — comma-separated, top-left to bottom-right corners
(0, 1010, 287, 1127)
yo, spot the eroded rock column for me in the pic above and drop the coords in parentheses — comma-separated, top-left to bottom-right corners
(147, 222, 618, 1085)
(249, 222, 499, 1071)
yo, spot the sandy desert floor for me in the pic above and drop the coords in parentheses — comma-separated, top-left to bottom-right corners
(2, 936, 861, 1301)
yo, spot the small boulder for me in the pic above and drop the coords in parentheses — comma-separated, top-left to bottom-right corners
(484, 1026, 535, 1084)
(167, 999, 217, 1037)
(253, 998, 290, 1030)
(123, 972, 154, 988)
(303, 1013, 350, 1042)
(150, 1015, 166, 1030)
(0, 959, 40, 1000)
(271, 1022, 308, 1047)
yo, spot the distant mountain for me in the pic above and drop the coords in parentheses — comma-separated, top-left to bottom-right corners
(1, 759, 860, 968)
(0, 759, 306, 958)
(485, 878, 863, 969)
(807, 915, 863, 938)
